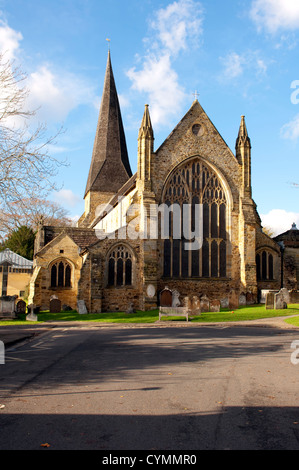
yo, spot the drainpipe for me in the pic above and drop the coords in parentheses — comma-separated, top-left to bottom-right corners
(278, 241, 285, 289)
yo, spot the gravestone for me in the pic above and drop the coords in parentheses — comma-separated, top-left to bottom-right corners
(290, 291, 299, 303)
(183, 296, 192, 314)
(239, 293, 246, 306)
(279, 288, 290, 304)
(221, 297, 229, 308)
(26, 303, 38, 321)
(200, 295, 210, 313)
(246, 292, 255, 305)
(229, 291, 239, 310)
(77, 299, 88, 314)
(274, 292, 287, 310)
(0, 296, 17, 319)
(172, 290, 181, 308)
(210, 299, 221, 312)
(265, 292, 275, 309)
(191, 296, 201, 315)
(16, 300, 26, 314)
(126, 302, 134, 314)
(26, 311, 38, 321)
(160, 289, 172, 307)
(50, 298, 61, 313)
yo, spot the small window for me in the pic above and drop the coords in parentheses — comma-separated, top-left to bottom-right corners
(50, 260, 72, 288)
(256, 251, 275, 281)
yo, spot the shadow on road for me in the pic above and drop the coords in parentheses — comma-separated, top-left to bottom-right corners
(1, 405, 299, 450)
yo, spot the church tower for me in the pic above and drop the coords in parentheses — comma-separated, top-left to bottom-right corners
(78, 50, 132, 227)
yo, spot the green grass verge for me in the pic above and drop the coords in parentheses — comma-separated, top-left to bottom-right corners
(1, 304, 299, 325)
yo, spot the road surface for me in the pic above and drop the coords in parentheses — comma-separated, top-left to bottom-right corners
(1, 323, 299, 451)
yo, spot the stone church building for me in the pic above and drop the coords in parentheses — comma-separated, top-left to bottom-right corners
(28, 51, 293, 313)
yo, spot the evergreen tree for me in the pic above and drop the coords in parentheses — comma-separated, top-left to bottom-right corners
(4, 226, 35, 260)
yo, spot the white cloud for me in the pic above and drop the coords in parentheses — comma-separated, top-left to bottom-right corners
(0, 19, 96, 126)
(27, 65, 95, 123)
(127, 53, 186, 126)
(150, 0, 203, 56)
(250, 0, 299, 33)
(53, 189, 81, 208)
(219, 50, 268, 81)
(280, 114, 299, 141)
(261, 209, 299, 236)
(127, 0, 204, 127)
(220, 52, 245, 79)
(0, 19, 23, 60)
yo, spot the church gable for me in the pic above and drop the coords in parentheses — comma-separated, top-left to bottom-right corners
(151, 100, 241, 203)
(35, 232, 82, 269)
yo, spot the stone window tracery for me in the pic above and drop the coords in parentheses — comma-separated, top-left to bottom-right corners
(50, 260, 72, 288)
(107, 245, 133, 287)
(256, 250, 274, 281)
(162, 157, 228, 279)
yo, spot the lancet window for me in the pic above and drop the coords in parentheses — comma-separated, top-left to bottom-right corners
(50, 260, 72, 288)
(256, 250, 274, 281)
(107, 245, 133, 287)
(162, 157, 228, 279)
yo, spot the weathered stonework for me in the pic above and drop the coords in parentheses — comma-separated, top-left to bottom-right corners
(29, 52, 295, 314)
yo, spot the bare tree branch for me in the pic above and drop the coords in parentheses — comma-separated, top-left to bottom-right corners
(0, 52, 67, 216)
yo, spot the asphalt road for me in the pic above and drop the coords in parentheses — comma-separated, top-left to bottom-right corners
(1, 323, 299, 451)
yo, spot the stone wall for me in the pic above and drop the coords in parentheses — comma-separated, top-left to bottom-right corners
(29, 233, 82, 311)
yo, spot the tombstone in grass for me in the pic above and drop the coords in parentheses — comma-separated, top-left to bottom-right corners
(26, 304, 38, 321)
(191, 296, 201, 315)
(229, 290, 239, 310)
(290, 291, 299, 303)
(172, 290, 181, 308)
(274, 291, 287, 310)
(160, 288, 173, 307)
(200, 295, 210, 313)
(279, 288, 290, 304)
(221, 297, 229, 309)
(183, 296, 192, 314)
(239, 293, 246, 306)
(77, 299, 88, 314)
(16, 300, 26, 314)
(126, 302, 134, 314)
(246, 292, 255, 305)
(0, 295, 17, 318)
(265, 292, 275, 310)
(50, 298, 61, 313)
(210, 299, 221, 312)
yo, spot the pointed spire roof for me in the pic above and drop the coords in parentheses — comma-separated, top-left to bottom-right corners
(236, 115, 251, 148)
(84, 51, 132, 197)
(138, 104, 154, 140)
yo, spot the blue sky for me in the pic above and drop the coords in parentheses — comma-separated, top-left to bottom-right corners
(0, 0, 299, 235)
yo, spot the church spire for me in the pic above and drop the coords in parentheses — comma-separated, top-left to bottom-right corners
(137, 104, 154, 192)
(236, 115, 252, 198)
(236, 115, 251, 150)
(84, 50, 132, 198)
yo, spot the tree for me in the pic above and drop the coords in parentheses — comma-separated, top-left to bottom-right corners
(0, 197, 72, 238)
(0, 52, 65, 217)
(2, 225, 36, 260)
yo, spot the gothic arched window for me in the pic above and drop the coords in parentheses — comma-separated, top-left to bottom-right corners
(161, 158, 228, 279)
(256, 251, 274, 281)
(50, 260, 72, 288)
(107, 245, 133, 287)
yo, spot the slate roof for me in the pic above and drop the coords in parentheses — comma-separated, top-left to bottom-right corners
(42, 227, 100, 251)
(84, 50, 132, 197)
(273, 223, 299, 248)
(0, 248, 33, 268)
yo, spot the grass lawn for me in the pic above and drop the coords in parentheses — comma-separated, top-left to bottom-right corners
(1, 304, 299, 325)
